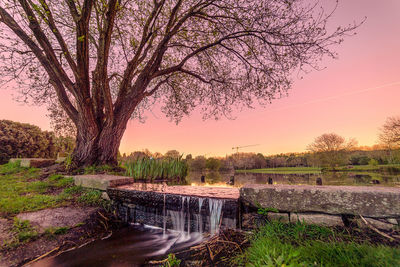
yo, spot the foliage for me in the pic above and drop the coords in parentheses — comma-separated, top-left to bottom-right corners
(44, 226, 69, 239)
(189, 156, 207, 171)
(205, 157, 221, 171)
(125, 156, 188, 182)
(379, 116, 400, 149)
(257, 207, 279, 217)
(368, 158, 379, 166)
(0, 162, 99, 216)
(12, 218, 38, 243)
(307, 133, 358, 167)
(236, 221, 400, 267)
(77, 189, 103, 206)
(163, 253, 181, 267)
(237, 166, 322, 174)
(0, 120, 57, 164)
(0, 0, 360, 166)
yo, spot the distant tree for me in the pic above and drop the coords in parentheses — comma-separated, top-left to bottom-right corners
(189, 156, 206, 171)
(307, 133, 357, 167)
(349, 154, 370, 165)
(164, 150, 181, 159)
(379, 116, 400, 147)
(254, 153, 266, 169)
(0, 120, 57, 164)
(0, 0, 360, 167)
(185, 154, 193, 161)
(206, 157, 221, 171)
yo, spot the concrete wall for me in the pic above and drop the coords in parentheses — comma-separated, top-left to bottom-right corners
(240, 184, 400, 230)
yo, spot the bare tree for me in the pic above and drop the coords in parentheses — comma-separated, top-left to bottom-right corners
(307, 133, 357, 167)
(0, 0, 360, 167)
(379, 116, 400, 149)
(379, 116, 400, 164)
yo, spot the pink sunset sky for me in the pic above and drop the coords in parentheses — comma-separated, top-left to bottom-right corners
(1, 0, 399, 157)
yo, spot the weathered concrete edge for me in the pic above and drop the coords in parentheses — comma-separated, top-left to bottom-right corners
(240, 184, 400, 218)
(72, 174, 133, 191)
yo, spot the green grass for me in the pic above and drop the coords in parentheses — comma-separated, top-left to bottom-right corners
(0, 162, 103, 216)
(124, 156, 188, 182)
(237, 164, 400, 174)
(236, 166, 322, 174)
(329, 164, 400, 173)
(235, 221, 400, 267)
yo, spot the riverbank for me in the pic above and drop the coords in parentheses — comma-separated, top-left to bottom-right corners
(0, 162, 118, 267)
(158, 220, 400, 266)
(237, 164, 400, 174)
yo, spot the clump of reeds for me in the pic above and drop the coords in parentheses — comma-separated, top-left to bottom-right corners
(124, 156, 188, 182)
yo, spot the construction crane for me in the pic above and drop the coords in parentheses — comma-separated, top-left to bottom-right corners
(232, 144, 260, 153)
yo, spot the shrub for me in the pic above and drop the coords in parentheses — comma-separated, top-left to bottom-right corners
(0, 120, 57, 164)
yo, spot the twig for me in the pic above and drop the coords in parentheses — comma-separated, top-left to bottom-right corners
(98, 211, 109, 221)
(23, 246, 60, 266)
(148, 258, 169, 264)
(205, 243, 214, 265)
(359, 215, 396, 242)
(216, 240, 242, 252)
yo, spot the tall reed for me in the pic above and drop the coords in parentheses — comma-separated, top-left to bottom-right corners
(124, 156, 188, 182)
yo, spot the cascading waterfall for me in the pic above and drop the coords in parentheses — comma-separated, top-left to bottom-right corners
(163, 194, 166, 237)
(209, 198, 224, 235)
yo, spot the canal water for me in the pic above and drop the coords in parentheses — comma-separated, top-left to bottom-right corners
(30, 224, 203, 267)
(187, 170, 400, 187)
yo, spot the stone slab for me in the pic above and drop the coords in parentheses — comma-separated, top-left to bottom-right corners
(268, 212, 290, 223)
(290, 213, 344, 227)
(9, 158, 55, 168)
(73, 174, 134, 190)
(16, 207, 98, 232)
(240, 184, 400, 218)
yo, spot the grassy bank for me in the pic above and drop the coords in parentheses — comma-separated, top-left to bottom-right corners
(236, 164, 400, 174)
(236, 166, 322, 174)
(235, 221, 400, 266)
(0, 161, 103, 217)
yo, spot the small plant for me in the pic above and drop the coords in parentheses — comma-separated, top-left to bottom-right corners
(65, 153, 73, 171)
(12, 218, 38, 243)
(257, 207, 279, 217)
(78, 189, 102, 205)
(163, 253, 181, 267)
(44, 226, 69, 238)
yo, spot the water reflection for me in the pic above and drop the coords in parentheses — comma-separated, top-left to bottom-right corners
(187, 171, 400, 187)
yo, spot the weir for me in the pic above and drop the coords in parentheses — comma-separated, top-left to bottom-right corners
(107, 184, 239, 235)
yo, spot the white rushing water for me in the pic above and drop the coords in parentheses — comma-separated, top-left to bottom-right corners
(209, 198, 224, 235)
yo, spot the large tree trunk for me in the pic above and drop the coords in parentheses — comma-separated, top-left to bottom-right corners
(72, 124, 126, 167)
(72, 111, 129, 167)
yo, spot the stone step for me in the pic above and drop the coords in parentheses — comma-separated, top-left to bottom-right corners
(9, 158, 55, 168)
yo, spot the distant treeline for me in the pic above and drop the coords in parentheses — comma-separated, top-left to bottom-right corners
(0, 120, 74, 164)
(120, 148, 400, 172)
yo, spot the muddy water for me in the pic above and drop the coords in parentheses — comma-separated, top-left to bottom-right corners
(187, 171, 400, 187)
(30, 225, 203, 267)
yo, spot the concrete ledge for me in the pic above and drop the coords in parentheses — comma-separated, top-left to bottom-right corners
(73, 174, 133, 190)
(240, 184, 400, 218)
(290, 213, 344, 227)
(9, 158, 55, 168)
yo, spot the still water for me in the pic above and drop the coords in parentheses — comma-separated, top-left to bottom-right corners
(187, 171, 400, 187)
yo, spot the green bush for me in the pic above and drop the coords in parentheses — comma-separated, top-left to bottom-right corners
(368, 158, 379, 166)
(0, 120, 57, 164)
